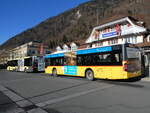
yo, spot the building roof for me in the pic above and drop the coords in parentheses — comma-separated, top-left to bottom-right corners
(94, 16, 133, 30)
(86, 16, 147, 43)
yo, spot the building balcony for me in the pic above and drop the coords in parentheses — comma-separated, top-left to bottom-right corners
(87, 25, 146, 43)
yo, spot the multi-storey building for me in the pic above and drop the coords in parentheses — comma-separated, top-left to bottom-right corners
(0, 41, 51, 66)
(0, 50, 9, 66)
(86, 16, 147, 47)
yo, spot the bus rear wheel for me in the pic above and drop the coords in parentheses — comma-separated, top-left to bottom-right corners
(85, 70, 94, 81)
(52, 69, 57, 77)
(24, 68, 27, 73)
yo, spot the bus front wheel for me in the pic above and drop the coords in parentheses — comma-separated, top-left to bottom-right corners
(85, 69, 94, 81)
(52, 68, 57, 77)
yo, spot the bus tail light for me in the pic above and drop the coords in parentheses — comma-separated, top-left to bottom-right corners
(32, 65, 35, 70)
(123, 63, 128, 72)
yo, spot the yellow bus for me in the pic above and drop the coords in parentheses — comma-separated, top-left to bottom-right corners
(45, 44, 141, 80)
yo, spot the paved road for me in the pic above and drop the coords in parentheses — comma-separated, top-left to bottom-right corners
(0, 70, 150, 113)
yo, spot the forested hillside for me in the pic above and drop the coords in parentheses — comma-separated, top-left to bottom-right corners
(0, 0, 149, 50)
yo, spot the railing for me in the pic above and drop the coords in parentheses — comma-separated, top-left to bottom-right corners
(91, 25, 146, 42)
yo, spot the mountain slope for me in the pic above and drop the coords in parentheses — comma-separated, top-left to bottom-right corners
(0, 0, 150, 50)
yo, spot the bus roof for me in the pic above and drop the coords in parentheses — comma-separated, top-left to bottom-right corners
(45, 53, 64, 58)
(45, 44, 123, 58)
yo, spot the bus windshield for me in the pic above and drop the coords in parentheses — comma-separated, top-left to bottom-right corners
(24, 58, 32, 66)
(7, 60, 18, 66)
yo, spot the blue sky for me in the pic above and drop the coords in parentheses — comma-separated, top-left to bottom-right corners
(0, 0, 89, 45)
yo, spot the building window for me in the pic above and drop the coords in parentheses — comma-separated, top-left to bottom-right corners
(147, 35, 150, 42)
(124, 36, 137, 44)
(92, 44, 96, 48)
(46, 50, 51, 54)
(108, 39, 118, 45)
(95, 42, 103, 47)
(136, 35, 143, 43)
(132, 37, 137, 44)
(72, 46, 77, 51)
(38, 50, 40, 54)
(32, 50, 35, 54)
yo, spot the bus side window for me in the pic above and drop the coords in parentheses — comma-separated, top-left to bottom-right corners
(45, 58, 50, 67)
(64, 57, 67, 65)
(64, 57, 70, 66)
(106, 54, 117, 63)
(77, 56, 81, 66)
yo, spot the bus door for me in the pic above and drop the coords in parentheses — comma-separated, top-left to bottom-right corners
(32, 57, 38, 72)
(100, 53, 113, 79)
(18, 59, 24, 71)
(142, 52, 150, 77)
(64, 52, 77, 75)
(23, 57, 34, 72)
(37, 57, 45, 72)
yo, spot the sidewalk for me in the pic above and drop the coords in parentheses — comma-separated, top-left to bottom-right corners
(0, 91, 24, 113)
(141, 77, 150, 82)
(0, 84, 49, 113)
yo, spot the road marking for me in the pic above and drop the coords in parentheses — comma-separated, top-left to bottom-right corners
(27, 108, 48, 113)
(16, 100, 33, 108)
(36, 84, 114, 107)
(0, 85, 8, 91)
(3, 90, 24, 102)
